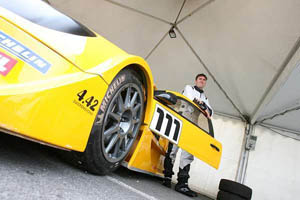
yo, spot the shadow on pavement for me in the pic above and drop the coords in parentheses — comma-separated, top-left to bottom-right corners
(0, 132, 213, 200)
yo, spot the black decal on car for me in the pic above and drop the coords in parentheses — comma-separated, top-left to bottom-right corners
(73, 89, 99, 114)
(155, 107, 164, 131)
(150, 104, 182, 144)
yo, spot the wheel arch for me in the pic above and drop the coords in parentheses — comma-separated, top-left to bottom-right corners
(100, 55, 154, 125)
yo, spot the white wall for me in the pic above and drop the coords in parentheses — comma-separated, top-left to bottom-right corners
(172, 115, 246, 199)
(245, 126, 300, 200)
(171, 117, 300, 200)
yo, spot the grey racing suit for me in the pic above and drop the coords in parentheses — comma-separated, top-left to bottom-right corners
(163, 85, 213, 181)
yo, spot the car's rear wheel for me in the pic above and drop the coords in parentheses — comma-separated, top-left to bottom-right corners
(76, 69, 145, 175)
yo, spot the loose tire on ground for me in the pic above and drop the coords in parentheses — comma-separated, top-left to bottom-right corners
(219, 179, 252, 200)
(75, 69, 145, 175)
(217, 190, 247, 200)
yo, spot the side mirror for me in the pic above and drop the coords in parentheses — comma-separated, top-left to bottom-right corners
(154, 90, 177, 105)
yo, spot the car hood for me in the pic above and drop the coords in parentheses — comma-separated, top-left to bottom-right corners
(0, 4, 128, 77)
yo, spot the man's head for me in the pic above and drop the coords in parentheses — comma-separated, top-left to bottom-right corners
(195, 73, 207, 89)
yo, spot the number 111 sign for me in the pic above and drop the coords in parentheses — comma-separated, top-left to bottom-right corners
(150, 104, 182, 145)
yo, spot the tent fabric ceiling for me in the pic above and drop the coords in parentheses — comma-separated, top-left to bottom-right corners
(49, 0, 300, 135)
(146, 28, 241, 117)
(258, 63, 300, 121)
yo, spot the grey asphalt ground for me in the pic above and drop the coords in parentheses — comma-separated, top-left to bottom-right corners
(0, 133, 213, 200)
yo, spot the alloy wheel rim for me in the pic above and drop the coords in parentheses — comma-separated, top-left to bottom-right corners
(102, 83, 143, 162)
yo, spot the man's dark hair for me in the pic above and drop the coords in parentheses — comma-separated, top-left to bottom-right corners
(195, 73, 207, 81)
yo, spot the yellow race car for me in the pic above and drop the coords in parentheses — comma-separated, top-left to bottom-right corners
(0, 0, 222, 176)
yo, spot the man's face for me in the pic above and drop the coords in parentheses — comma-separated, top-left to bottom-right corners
(195, 76, 207, 89)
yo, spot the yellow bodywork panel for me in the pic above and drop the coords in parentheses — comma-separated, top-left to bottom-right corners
(178, 121, 222, 169)
(0, 17, 108, 151)
(126, 97, 222, 173)
(1, 7, 155, 125)
(126, 125, 169, 176)
(148, 99, 222, 169)
(0, 9, 156, 153)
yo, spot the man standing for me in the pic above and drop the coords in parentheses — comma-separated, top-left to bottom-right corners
(162, 73, 213, 197)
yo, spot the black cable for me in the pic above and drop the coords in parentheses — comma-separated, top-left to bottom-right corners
(174, 0, 186, 25)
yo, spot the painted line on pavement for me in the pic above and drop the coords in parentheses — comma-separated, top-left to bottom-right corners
(106, 176, 159, 200)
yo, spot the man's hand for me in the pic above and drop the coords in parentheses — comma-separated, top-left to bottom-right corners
(193, 98, 209, 113)
(205, 109, 211, 119)
(194, 97, 203, 104)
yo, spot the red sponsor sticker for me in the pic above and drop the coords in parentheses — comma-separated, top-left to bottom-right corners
(0, 52, 17, 76)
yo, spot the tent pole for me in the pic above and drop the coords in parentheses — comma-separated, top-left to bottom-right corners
(236, 123, 254, 184)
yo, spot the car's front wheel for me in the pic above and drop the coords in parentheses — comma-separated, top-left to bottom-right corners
(78, 69, 145, 175)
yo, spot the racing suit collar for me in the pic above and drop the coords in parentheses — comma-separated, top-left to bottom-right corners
(193, 86, 204, 94)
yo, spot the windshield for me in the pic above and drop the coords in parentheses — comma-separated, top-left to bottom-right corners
(0, 0, 96, 37)
(154, 90, 214, 136)
(168, 97, 210, 133)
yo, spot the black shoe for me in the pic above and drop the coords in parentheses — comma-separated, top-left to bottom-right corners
(162, 178, 172, 188)
(175, 184, 198, 197)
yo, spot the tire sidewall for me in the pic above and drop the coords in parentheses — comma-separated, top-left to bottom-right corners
(219, 179, 252, 200)
(86, 69, 144, 174)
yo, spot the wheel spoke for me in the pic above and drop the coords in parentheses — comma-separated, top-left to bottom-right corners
(104, 124, 119, 137)
(133, 118, 140, 124)
(124, 87, 132, 108)
(102, 83, 144, 162)
(124, 135, 128, 148)
(117, 94, 125, 112)
(133, 103, 141, 115)
(120, 137, 126, 151)
(113, 138, 121, 158)
(105, 134, 119, 153)
(130, 92, 138, 108)
(127, 126, 134, 136)
(109, 112, 121, 122)
(126, 138, 132, 151)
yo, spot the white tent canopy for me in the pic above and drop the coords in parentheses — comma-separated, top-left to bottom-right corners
(50, 0, 300, 139)
(45, 1, 300, 199)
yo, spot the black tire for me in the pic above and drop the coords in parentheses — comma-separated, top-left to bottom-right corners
(217, 191, 247, 200)
(75, 69, 145, 175)
(219, 179, 252, 200)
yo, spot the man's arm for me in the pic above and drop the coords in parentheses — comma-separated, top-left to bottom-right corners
(205, 99, 213, 117)
(193, 99, 212, 118)
(183, 85, 213, 117)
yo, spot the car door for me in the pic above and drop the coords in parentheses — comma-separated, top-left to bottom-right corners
(149, 90, 222, 169)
